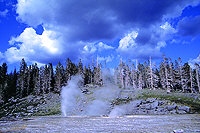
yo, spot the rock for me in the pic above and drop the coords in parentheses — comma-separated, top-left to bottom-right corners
(141, 100, 147, 104)
(155, 110, 168, 115)
(165, 104, 177, 111)
(156, 107, 167, 113)
(145, 105, 151, 110)
(22, 108, 27, 111)
(14, 113, 21, 117)
(27, 110, 34, 113)
(130, 100, 142, 108)
(27, 106, 34, 110)
(140, 104, 151, 110)
(146, 98, 156, 103)
(27, 113, 33, 116)
(177, 105, 190, 112)
(132, 109, 139, 114)
(177, 110, 186, 114)
(138, 109, 147, 115)
(23, 113, 28, 116)
(170, 110, 177, 114)
(147, 110, 156, 115)
(82, 89, 89, 94)
(150, 101, 158, 109)
(173, 129, 184, 133)
(158, 100, 165, 106)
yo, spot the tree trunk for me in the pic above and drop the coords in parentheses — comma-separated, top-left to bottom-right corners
(149, 57, 154, 90)
(190, 67, 193, 93)
(196, 65, 200, 93)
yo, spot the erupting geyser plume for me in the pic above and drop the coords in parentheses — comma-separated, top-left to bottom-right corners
(61, 76, 82, 116)
(60, 68, 122, 117)
(61, 70, 132, 117)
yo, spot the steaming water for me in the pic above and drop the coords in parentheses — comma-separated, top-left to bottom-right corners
(1, 114, 200, 132)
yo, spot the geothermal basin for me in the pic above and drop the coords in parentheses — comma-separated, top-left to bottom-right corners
(1, 114, 200, 132)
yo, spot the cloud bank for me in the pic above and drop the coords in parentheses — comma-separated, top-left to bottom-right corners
(3, 0, 200, 64)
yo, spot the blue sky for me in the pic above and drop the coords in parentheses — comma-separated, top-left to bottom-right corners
(0, 0, 200, 71)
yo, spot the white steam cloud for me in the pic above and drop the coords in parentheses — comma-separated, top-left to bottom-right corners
(61, 73, 134, 117)
(61, 76, 82, 116)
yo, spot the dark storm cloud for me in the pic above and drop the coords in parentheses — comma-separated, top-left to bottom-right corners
(135, 30, 151, 45)
(10, 0, 199, 64)
(104, 0, 175, 25)
(16, 0, 189, 42)
(178, 15, 200, 37)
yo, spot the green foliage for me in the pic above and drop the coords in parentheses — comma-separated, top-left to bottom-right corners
(138, 89, 200, 113)
(34, 103, 61, 116)
(111, 97, 132, 105)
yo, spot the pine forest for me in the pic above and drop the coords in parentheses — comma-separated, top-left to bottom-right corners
(0, 55, 200, 103)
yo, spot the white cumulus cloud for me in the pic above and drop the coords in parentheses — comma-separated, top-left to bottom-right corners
(118, 31, 138, 51)
(4, 0, 198, 64)
(117, 23, 176, 59)
(5, 27, 62, 64)
(97, 42, 114, 51)
(83, 42, 114, 54)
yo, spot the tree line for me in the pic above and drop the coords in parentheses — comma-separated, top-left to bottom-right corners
(0, 56, 200, 103)
(114, 55, 200, 94)
(0, 58, 102, 102)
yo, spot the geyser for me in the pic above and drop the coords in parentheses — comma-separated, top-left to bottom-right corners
(61, 72, 124, 117)
(61, 76, 82, 116)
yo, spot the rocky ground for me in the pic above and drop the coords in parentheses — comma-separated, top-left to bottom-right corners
(0, 93, 61, 118)
(111, 98, 191, 115)
(0, 86, 200, 119)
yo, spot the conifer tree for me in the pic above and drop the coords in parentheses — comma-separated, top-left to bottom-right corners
(78, 59, 83, 75)
(163, 55, 170, 92)
(6, 69, 17, 100)
(41, 65, 49, 93)
(143, 61, 149, 89)
(178, 57, 184, 92)
(65, 58, 78, 84)
(88, 65, 93, 84)
(17, 58, 28, 98)
(138, 63, 145, 89)
(119, 59, 126, 88)
(114, 67, 119, 85)
(27, 65, 33, 95)
(125, 64, 131, 88)
(48, 63, 55, 92)
(182, 63, 191, 92)
(94, 64, 103, 86)
(0, 63, 8, 101)
(83, 66, 89, 85)
(149, 57, 154, 90)
(153, 67, 160, 89)
(190, 67, 194, 93)
(138, 72, 143, 89)
(55, 62, 65, 93)
(195, 63, 200, 93)
(34, 65, 41, 95)
(168, 58, 174, 90)
(131, 64, 137, 89)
